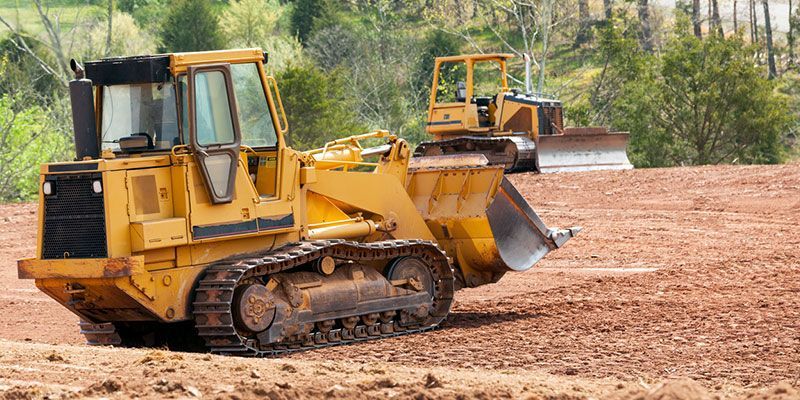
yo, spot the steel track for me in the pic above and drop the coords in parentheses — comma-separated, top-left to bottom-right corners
(83, 240, 455, 356)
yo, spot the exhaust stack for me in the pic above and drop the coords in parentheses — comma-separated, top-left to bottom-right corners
(69, 59, 99, 160)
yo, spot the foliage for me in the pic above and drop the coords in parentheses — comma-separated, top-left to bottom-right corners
(159, 0, 224, 53)
(221, 0, 302, 73)
(290, 0, 326, 45)
(220, 0, 282, 48)
(0, 34, 61, 100)
(413, 30, 462, 103)
(75, 11, 156, 60)
(595, 19, 789, 166)
(275, 63, 364, 150)
(0, 84, 72, 202)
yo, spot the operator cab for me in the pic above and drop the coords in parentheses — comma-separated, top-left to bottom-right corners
(427, 53, 511, 135)
(78, 51, 285, 203)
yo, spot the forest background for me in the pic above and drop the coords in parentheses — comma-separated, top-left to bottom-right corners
(0, 0, 797, 201)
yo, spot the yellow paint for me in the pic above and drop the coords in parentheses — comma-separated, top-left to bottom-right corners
(20, 48, 531, 326)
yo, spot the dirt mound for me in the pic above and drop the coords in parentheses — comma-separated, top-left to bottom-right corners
(607, 380, 714, 400)
(0, 386, 42, 400)
(744, 383, 800, 400)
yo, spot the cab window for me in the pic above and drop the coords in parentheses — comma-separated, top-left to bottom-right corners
(193, 70, 236, 146)
(434, 61, 467, 104)
(100, 82, 180, 151)
(179, 63, 278, 148)
(231, 63, 278, 148)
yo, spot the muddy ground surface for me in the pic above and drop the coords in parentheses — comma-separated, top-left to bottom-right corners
(0, 164, 798, 399)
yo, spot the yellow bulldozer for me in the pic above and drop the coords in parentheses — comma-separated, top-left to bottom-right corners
(415, 54, 633, 173)
(17, 49, 579, 355)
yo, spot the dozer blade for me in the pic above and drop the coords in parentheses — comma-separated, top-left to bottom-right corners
(537, 131, 633, 173)
(406, 157, 580, 288)
(486, 178, 581, 271)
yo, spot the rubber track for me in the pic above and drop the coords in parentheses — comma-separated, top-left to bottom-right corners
(192, 239, 455, 357)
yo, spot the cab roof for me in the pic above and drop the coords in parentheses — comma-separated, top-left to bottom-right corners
(83, 48, 267, 85)
(434, 53, 515, 63)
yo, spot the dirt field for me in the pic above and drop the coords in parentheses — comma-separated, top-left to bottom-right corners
(0, 164, 798, 399)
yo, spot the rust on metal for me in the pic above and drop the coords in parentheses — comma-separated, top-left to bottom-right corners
(18, 257, 143, 279)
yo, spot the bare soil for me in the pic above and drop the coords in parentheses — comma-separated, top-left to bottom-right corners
(1, 164, 799, 399)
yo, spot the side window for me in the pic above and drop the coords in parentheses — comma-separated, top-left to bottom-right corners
(194, 71, 236, 146)
(231, 63, 278, 148)
(434, 61, 467, 104)
(473, 61, 503, 98)
(187, 64, 241, 204)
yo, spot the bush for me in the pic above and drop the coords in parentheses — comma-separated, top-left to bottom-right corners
(0, 93, 72, 202)
(594, 20, 790, 166)
(159, 0, 224, 53)
(275, 63, 364, 150)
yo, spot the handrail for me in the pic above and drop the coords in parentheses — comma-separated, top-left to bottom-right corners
(306, 130, 392, 159)
(266, 76, 289, 135)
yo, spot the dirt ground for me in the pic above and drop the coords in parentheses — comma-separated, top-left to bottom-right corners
(0, 164, 798, 399)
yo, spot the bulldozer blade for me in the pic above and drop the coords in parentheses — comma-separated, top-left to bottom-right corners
(487, 178, 581, 271)
(537, 132, 633, 173)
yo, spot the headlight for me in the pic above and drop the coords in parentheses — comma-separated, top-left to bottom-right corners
(43, 181, 53, 195)
(92, 180, 103, 194)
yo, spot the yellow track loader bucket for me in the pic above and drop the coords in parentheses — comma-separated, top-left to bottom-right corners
(537, 128, 633, 173)
(406, 155, 580, 288)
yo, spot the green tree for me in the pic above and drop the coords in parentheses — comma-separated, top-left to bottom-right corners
(159, 0, 224, 53)
(413, 30, 461, 103)
(275, 63, 365, 150)
(601, 20, 790, 166)
(0, 74, 72, 202)
(290, 0, 326, 45)
(221, 0, 283, 48)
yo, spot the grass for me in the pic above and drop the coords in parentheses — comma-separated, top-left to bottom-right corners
(0, 1, 104, 37)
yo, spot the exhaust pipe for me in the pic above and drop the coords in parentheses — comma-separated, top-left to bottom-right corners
(69, 59, 99, 160)
(524, 53, 533, 94)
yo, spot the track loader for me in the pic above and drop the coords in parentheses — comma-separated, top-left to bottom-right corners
(414, 54, 633, 173)
(17, 49, 579, 355)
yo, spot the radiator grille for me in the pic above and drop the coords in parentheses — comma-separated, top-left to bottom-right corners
(42, 173, 108, 259)
(539, 104, 564, 136)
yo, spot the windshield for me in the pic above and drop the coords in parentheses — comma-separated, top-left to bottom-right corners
(179, 63, 279, 149)
(100, 82, 180, 152)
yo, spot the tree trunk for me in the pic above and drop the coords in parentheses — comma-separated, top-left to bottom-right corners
(575, 0, 591, 46)
(105, 0, 113, 56)
(790, 0, 795, 63)
(638, 0, 653, 51)
(538, 0, 553, 94)
(711, 0, 723, 35)
(751, 0, 759, 44)
(604, 0, 613, 20)
(692, 0, 702, 38)
(763, 0, 777, 78)
(734, 0, 738, 32)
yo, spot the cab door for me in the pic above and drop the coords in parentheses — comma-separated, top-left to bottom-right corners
(187, 64, 241, 204)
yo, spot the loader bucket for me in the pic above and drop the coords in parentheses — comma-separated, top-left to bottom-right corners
(537, 130, 633, 173)
(406, 155, 579, 288)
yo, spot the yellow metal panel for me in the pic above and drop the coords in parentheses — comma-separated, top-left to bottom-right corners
(171, 48, 265, 73)
(18, 256, 145, 279)
(305, 170, 434, 241)
(105, 170, 132, 257)
(186, 158, 259, 239)
(427, 104, 466, 135)
(254, 150, 278, 196)
(130, 217, 188, 252)
(126, 167, 174, 223)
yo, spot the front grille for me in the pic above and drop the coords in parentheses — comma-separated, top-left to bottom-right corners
(42, 173, 108, 259)
(539, 105, 564, 136)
